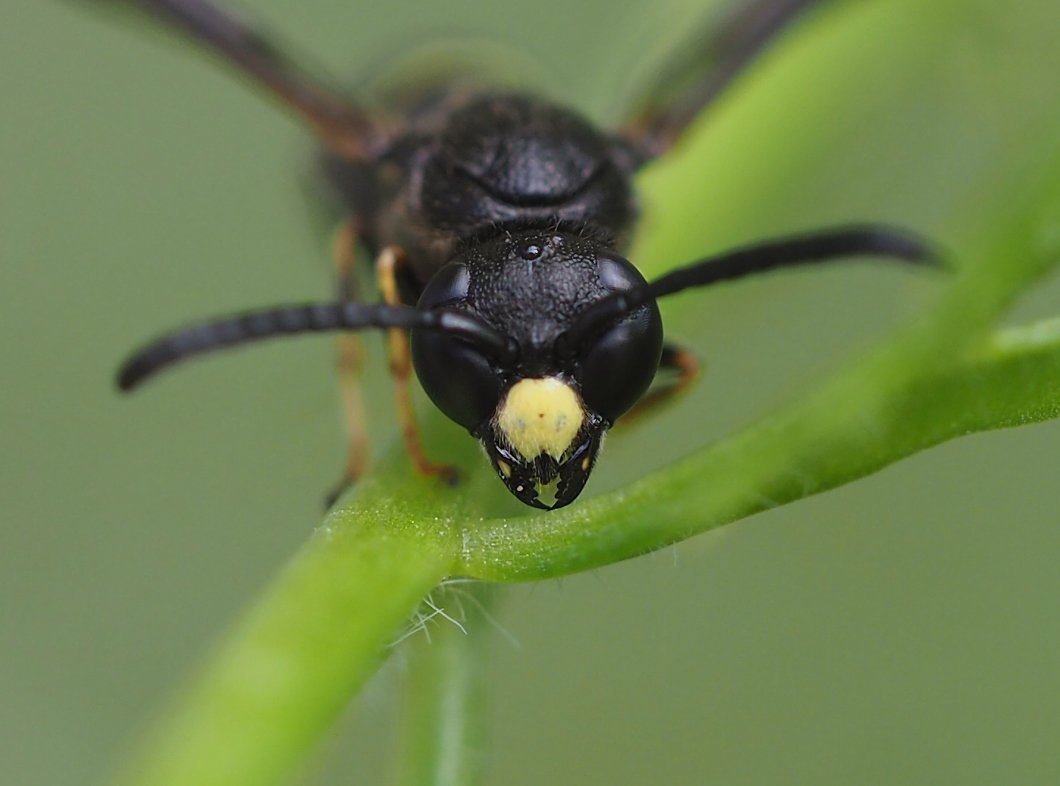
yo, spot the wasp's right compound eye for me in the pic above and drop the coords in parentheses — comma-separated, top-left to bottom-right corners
(411, 263, 507, 432)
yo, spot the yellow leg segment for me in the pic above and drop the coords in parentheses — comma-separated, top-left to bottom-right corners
(325, 221, 370, 508)
(377, 246, 459, 484)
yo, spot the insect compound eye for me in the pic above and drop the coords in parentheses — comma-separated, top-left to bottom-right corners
(575, 255, 664, 423)
(410, 263, 507, 432)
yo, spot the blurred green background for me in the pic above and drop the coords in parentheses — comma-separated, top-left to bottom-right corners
(2, 1, 1058, 785)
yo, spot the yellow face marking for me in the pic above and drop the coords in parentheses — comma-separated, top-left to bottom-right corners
(496, 377, 584, 462)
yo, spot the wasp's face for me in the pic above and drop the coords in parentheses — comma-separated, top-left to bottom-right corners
(477, 375, 606, 508)
(410, 230, 663, 509)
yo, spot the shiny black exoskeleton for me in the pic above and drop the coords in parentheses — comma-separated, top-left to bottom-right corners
(110, 0, 938, 509)
(337, 93, 640, 282)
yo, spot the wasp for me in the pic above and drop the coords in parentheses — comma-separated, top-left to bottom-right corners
(113, 0, 935, 510)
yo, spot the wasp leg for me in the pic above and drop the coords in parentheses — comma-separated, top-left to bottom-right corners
(376, 246, 460, 485)
(618, 0, 826, 161)
(322, 221, 372, 509)
(333, 218, 363, 300)
(104, 0, 384, 160)
(619, 343, 700, 426)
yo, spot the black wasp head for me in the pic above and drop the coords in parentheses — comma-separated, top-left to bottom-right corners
(410, 230, 663, 509)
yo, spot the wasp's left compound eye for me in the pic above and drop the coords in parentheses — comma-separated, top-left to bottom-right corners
(411, 263, 507, 432)
(574, 255, 664, 423)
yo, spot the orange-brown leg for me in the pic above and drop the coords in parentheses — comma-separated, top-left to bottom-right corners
(325, 221, 370, 508)
(376, 245, 459, 484)
(619, 343, 701, 426)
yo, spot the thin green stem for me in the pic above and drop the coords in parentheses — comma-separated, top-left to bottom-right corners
(392, 583, 496, 786)
(458, 315, 1060, 581)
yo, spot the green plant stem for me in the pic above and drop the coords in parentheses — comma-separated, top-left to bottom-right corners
(393, 583, 496, 786)
(112, 465, 474, 786)
(458, 154, 1060, 580)
(459, 315, 1060, 581)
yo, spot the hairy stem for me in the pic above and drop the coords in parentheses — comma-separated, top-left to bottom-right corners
(392, 583, 497, 786)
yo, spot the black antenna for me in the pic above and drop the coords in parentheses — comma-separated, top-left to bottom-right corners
(117, 301, 515, 391)
(560, 226, 940, 354)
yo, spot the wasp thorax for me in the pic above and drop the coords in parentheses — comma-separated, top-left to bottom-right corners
(496, 377, 585, 461)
